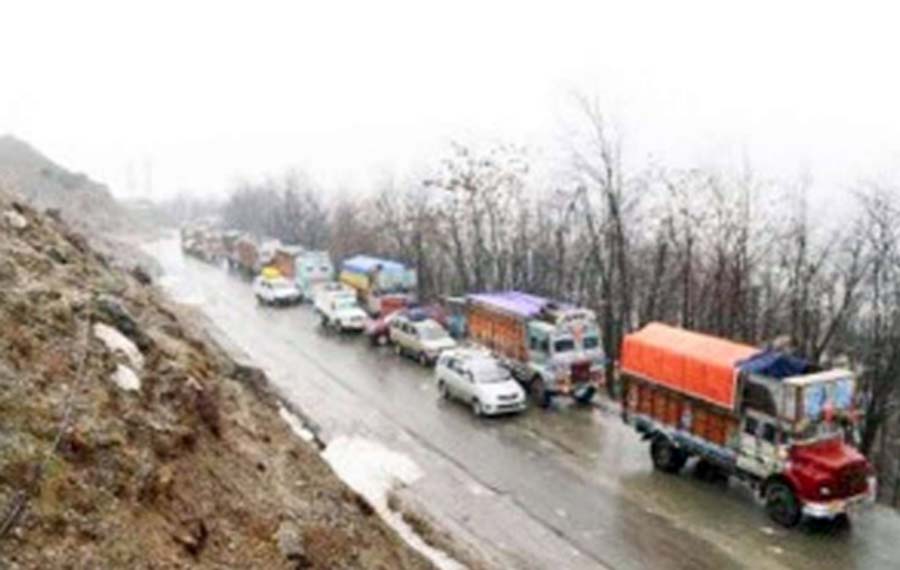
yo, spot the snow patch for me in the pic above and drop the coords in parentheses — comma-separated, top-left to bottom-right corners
(278, 405, 316, 443)
(111, 364, 141, 391)
(322, 436, 465, 570)
(3, 210, 28, 230)
(93, 322, 144, 369)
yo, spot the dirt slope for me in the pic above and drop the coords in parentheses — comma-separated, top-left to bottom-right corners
(0, 189, 433, 569)
(0, 135, 131, 233)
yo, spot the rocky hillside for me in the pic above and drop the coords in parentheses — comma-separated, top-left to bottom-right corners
(0, 190, 433, 569)
(0, 136, 129, 233)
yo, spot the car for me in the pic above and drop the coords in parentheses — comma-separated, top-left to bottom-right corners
(252, 275, 302, 306)
(388, 314, 456, 365)
(435, 349, 528, 416)
(366, 310, 402, 346)
(368, 304, 451, 346)
(313, 286, 368, 333)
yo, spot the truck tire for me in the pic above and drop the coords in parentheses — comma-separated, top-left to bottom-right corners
(531, 376, 552, 409)
(650, 436, 687, 474)
(765, 481, 802, 528)
(320, 315, 328, 328)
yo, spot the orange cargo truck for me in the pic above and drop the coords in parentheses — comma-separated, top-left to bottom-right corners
(621, 323, 876, 527)
(467, 292, 605, 407)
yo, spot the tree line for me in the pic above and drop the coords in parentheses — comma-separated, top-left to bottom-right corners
(211, 100, 900, 506)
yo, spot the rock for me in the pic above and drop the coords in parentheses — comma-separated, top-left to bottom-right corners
(275, 521, 308, 563)
(111, 364, 141, 391)
(3, 209, 28, 230)
(130, 265, 152, 286)
(95, 295, 151, 351)
(47, 247, 68, 265)
(93, 322, 144, 370)
(45, 208, 63, 222)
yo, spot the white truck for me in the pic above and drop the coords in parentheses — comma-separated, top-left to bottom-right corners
(314, 284, 368, 333)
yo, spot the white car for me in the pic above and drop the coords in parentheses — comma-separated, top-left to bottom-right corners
(435, 349, 527, 416)
(253, 276, 302, 306)
(389, 315, 457, 366)
(314, 289, 368, 333)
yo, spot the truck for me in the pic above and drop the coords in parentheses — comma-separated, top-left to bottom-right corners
(233, 236, 260, 278)
(339, 255, 416, 316)
(620, 322, 876, 528)
(270, 245, 305, 280)
(313, 283, 368, 333)
(294, 250, 334, 301)
(466, 291, 605, 407)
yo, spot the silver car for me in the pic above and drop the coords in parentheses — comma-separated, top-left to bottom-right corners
(435, 349, 527, 416)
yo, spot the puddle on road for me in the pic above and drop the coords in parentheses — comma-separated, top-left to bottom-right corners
(322, 436, 466, 570)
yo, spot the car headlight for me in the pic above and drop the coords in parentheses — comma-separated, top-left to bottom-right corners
(820, 485, 832, 497)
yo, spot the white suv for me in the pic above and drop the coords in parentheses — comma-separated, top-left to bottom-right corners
(435, 349, 527, 416)
(253, 276, 302, 306)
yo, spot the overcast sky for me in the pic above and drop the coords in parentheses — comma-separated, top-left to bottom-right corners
(1, 1, 898, 200)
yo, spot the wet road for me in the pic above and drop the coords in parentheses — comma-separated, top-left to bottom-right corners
(144, 237, 900, 570)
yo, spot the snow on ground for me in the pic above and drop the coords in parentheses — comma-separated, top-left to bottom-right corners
(323, 436, 467, 570)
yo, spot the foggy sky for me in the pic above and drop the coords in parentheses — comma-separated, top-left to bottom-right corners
(1, 1, 898, 200)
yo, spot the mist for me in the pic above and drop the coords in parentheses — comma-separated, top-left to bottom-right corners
(2, 1, 899, 201)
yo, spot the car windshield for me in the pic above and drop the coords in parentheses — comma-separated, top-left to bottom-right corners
(554, 338, 575, 353)
(271, 280, 294, 290)
(583, 335, 599, 350)
(419, 325, 447, 341)
(335, 298, 357, 310)
(470, 361, 511, 383)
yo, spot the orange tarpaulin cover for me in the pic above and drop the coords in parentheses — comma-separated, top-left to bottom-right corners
(620, 323, 758, 410)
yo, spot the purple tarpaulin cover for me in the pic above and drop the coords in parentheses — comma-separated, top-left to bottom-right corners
(467, 291, 551, 318)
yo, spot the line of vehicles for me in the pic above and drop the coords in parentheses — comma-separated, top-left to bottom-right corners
(180, 223, 878, 529)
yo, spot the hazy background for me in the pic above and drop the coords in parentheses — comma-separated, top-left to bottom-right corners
(1, 0, 898, 199)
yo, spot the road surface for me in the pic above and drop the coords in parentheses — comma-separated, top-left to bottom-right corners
(144, 237, 900, 570)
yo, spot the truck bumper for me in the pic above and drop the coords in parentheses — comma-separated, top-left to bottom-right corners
(802, 480, 877, 519)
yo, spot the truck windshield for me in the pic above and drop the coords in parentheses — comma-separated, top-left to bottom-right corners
(554, 338, 575, 353)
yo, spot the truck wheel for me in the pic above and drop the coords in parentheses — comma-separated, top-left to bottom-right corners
(765, 481, 802, 528)
(320, 315, 328, 328)
(651, 436, 687, 474)
(531, 377, 551, 409)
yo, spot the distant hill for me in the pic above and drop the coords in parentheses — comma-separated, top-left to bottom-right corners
(0, 135, 129, 232)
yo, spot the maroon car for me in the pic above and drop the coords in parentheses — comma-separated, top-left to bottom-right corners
(366, 304, 447, 346)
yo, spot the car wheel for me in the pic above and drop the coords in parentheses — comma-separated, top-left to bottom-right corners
(471, 399, 483, 416)
(438, 381, 449, 400)
(765, 481, 802, 528)
(394, 343, 403, 356)
(376, 333, 388, 346)
(575, 386, 596, 405)
(418, 352, 429, 366)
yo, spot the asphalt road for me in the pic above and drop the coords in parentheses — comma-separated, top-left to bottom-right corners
(144, 237, 900, 570)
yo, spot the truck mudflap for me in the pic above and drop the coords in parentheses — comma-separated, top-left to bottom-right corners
(802, 477, 878, 519)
